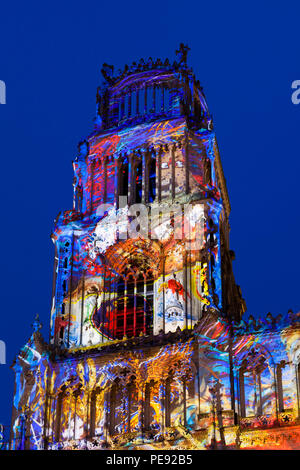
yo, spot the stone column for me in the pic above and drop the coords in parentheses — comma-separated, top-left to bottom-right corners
(137, 382, 144, 433)
(239, 367, 246, 418)
(157, 146, 162, 202)
(85, 388, 92, 440)
(90, 159, 95, 214)
(67, 232, 75, 348)
(276, 361, 285, 413)
(184, 133, 189, 195)
(165, 377, 171, 428)
(183, 250, 188, 330)
(115, 157, 121, 207)
(142, 149, 148, 204)
(128, 153, 134, 206)
(256, 372, 263, 416)
(109, 383, 117, 436)
(158, 381, 165, 435)
(182, 377, 187, 427)
(295, 363, 300, 418)
(160, 248, 166, 334)
(144, 382, 151, 431)
(171, 144, 176, 199)
(54, 391, 63, 442)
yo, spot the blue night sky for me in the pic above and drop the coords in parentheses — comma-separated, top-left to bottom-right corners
(0, 1, 299, 431)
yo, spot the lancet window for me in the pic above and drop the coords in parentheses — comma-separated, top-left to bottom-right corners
(239, 353, 274, 418)
(112, 268, 154, 340)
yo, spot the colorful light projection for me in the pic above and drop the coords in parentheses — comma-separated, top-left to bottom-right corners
(11, 312, 300, 450)
(11, 52, 300, 451)
(51, 188, 222, 347)
(50, 99, 223, 347)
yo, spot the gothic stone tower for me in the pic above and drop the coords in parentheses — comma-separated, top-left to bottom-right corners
(50, 47, 245, 353)
(10, 46, 246, 450)
(13, 47, 300, 450)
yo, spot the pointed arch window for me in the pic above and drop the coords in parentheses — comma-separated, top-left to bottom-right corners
(113, 270, 153, 339)
(131, 90, 137, 117)
(55, 386, 66, 442)
(136, 273, 146, 335)
(239, 354, 272, 418)
(109, 380, 119, 436)
(240, 368, 263, 418)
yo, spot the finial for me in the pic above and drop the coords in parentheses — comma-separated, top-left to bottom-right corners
(101, 63, 114, 84)
(176, 43, 190, 65)
(31, 313, 42, 333)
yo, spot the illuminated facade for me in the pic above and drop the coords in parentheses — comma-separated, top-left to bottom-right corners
(10, 46, 300, 450)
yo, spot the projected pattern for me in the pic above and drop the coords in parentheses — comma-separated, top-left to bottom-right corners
(10, 46, 300, 450)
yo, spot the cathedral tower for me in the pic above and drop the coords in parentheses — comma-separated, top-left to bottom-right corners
(13, 48, 300, 451)
(50, 45, 244, 352)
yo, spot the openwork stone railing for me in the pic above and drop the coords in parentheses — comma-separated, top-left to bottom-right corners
(232, 311, 300, 335)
